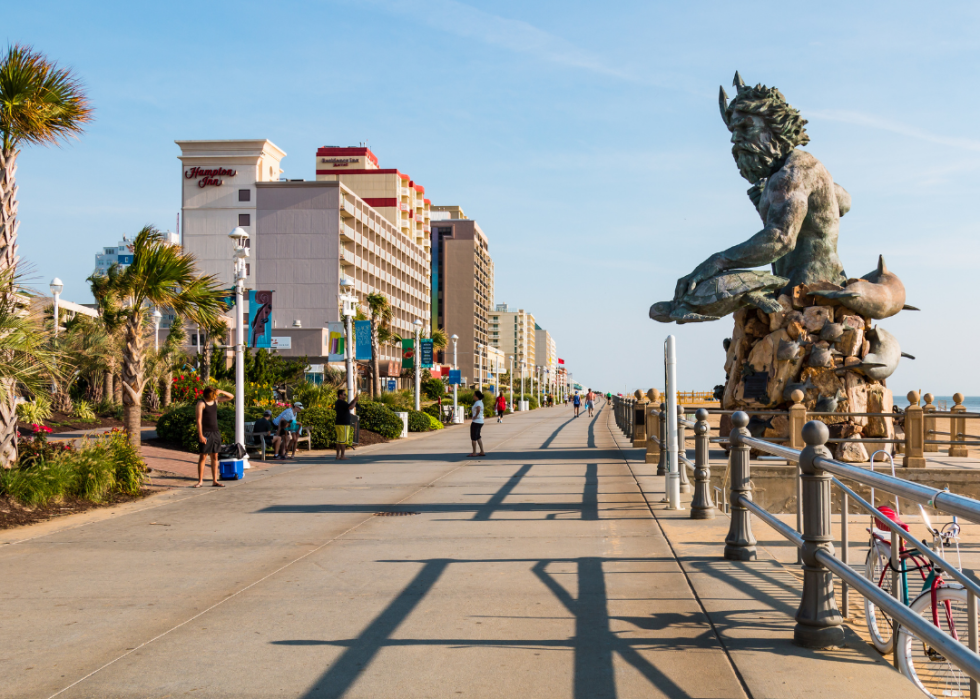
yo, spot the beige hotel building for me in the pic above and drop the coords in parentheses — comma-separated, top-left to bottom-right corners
(177, 139, 431, 370)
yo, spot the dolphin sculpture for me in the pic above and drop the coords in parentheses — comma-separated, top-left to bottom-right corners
(852, 326, 912, 381)
(809, 255, 917, 319)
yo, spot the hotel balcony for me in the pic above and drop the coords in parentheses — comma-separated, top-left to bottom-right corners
(340, 221, 356, 241)
(339, 199, 355, 218)
(400, 203, 410, 212)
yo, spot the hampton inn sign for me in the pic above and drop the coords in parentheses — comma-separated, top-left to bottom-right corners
(184, 166, 237, 187)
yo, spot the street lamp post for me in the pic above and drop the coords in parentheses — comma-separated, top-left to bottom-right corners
(49, 278, 63, 338)
(228, 227, 249, 467)
(509, 356, 514, 411)
(152, 309, 163, 352)
(339, 279, 356, 398)
(520, 360, 525, 410)
(451, 334, 459, 421)
(413, 319, 422, 411)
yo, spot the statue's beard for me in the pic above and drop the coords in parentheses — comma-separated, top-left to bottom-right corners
(732, 140, 783, 182)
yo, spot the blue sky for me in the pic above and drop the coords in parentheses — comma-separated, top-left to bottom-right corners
(9, 1, 980, 396)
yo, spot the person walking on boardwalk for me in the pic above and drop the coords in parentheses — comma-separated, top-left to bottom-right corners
(468, 390, 486, 457)
(495, 392, 507, 423)
(572, 391, 581, 418)
(586, 390, 595, 417)
(195, 386, 234, 487)
(334, 388, 358, 460)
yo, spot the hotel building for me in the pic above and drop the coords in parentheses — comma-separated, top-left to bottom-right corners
(177, 140, 430, 371)
(534, 324, 557, 371)
(430, 210, 494, 383)
(489, 304, 537, 375)
(314, 147, 432, 252)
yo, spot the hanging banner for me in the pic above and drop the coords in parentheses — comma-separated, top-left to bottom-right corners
(401, 338, 415, 370)
(248, 290, 273, 348)
(354, 320, 372, 360)
(448, 369, 462, 385)
(420, 339, 433, 368)
(387, 379, 397, 392)
(326, 322, 346, 361)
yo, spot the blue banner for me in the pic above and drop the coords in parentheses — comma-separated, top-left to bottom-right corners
(448, 369, 462, 385)
(354, 320, 372, 360)
(420, 339, 433, 368)
(248, 290, 272, 348)
(387, 379, 397, 392)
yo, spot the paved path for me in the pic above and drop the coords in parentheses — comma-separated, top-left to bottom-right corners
(0, 402, 916, 698)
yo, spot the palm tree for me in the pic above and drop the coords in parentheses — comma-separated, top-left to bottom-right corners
(88, 264, 127, 405)
(366, 293, 392, 398)
(96, 226, 225, 449)
(158, 316, 187, 407)
(0, 44, 92, 461)
(199, 317, 229, 383)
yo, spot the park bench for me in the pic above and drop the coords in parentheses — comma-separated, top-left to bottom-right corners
(244, 422, 273, 461)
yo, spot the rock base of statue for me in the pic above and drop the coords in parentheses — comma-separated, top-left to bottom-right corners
(719, 283, 896, 462)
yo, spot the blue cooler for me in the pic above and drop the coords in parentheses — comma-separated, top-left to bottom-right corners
(219, 459, 245, 480)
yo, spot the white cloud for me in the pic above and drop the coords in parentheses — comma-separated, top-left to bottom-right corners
(808, 109, 980, 152)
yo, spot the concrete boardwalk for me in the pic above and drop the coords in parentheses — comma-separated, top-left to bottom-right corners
(0, 402, 912, 698)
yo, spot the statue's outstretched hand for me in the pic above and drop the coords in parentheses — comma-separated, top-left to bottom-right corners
(674, 255, 724, 300)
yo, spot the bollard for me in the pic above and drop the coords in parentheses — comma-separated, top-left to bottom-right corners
(632, 389, 648, 447)
(724, 411, 757, 561)
(794, 420, 845, 648)
(657, 402, 667, 476)
(923, 393, 938, 453)
(950, 393, 969, 457)
(903, 391, 926, 468)
(678, 406, 692, 494)
(645, 389, 661, 464)
(690, 408, 715, 519)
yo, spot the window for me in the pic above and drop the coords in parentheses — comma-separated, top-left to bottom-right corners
(239, 213, 250, 226)
(239, 189, 250, 202)
(245, 263, 251, 276)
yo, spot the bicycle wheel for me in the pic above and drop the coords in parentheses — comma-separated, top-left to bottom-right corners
(865, 545, 895, 654)
(897, 585, 971, 698)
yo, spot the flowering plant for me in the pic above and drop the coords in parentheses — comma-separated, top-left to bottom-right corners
(173, 374, 205, 402)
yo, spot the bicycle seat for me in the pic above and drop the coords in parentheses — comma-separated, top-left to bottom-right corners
(873, 505, 910, 532)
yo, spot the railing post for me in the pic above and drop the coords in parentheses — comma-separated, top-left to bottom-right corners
(691, 408, 715, 519)
(794, 419, 844, 649)
(923, 392, 938, 453)
(951, 392, 969, 457)
(632, 389, 648, 447)
(645, 389, 661, 464)
(724, 411, 756, 560)
(657, 401, 667, 476)
(789, 388, 806, 562)
(678, 406, 692, 494)
(626, 397, 634, 439)
(903, 390, 927, 468)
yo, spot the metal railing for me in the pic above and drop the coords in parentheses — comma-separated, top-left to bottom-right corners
(724, 411, 980, 691)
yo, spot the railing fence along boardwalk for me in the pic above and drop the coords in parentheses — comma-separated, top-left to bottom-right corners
(611, 377, 980, 698)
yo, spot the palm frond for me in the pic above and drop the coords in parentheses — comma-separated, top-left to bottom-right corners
(0, 44, 93, 151)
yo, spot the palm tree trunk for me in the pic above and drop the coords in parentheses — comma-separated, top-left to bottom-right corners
(371, 319, 380, 398)
(105, 359, 115, 404)
(202, 335, 212, 382)
(120, 313, 144, 450)
(161, 374, 171, 407)
(0, 147, 19, 466)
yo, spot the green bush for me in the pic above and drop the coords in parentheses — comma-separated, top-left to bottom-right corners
(300, 406, 336, 449)
(423, 403, 441, 418)
(16, 397, 52, 424)
(0, 429, 146, 507)
(156, 402, 267, 452)
(408, 410, 431, 432)
(426, 413, 443, 430)
(72, 400, 96, 420)
(289, 383, 337, 410)
(422, 378, 445, 400)
(357, 401, 404, 439)
(376, 389, 413, 411)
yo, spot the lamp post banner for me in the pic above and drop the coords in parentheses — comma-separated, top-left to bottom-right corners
(402, 338, 415, 370)
(247, 290, 273, 349)
(326, 322, 346, 361)
(420, 339, 433, 368)
(354, 320, 372, 360)
(448, 369, 462, 385)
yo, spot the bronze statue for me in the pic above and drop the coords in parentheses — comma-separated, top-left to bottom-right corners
(651, 73, 851, 322)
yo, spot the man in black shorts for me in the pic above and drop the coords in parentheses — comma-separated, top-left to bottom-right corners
(195, 386, 234, 487)
(467, 390, 486, 457)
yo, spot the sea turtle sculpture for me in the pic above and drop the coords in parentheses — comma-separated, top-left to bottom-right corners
(649, 270, 788, 324)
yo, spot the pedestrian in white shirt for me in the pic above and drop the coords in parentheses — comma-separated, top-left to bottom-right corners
(467, 390, 486, 457)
